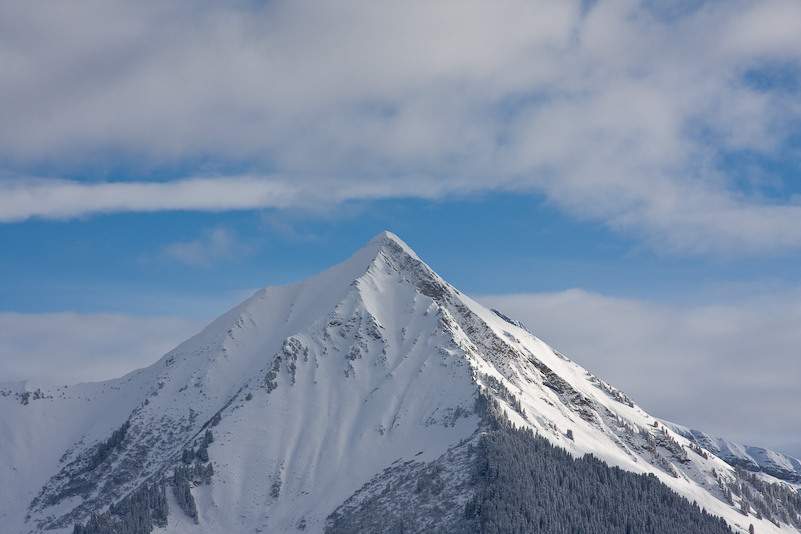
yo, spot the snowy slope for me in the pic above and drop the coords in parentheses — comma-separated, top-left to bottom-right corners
(663, 422, 801, 483)
(1, 231, 799, 534)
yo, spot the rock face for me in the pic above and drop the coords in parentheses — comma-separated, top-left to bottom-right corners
(1, 231, 799, 534)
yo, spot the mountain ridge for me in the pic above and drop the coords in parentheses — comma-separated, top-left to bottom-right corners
(662, 421, 801, 483)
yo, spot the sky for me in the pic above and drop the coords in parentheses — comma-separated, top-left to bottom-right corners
(2, 0, 801, 459)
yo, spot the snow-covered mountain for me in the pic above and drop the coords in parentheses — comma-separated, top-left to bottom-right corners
(663, 422, 801, 484)
(1, 232, 799, 534)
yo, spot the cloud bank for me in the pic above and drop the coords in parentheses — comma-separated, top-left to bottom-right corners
(2, 0, 801, 253)
(0, 312, 209, 385)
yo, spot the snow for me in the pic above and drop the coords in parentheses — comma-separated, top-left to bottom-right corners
(1, 231, 799, 534)
(663, 421, 801, 482)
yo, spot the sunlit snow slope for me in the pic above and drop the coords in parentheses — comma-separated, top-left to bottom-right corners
(1, 232, 799, 534)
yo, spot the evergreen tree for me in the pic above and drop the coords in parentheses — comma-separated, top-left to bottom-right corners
(72, 477, 168, 534)
(173, 466, 199, 523)
(327, 425, 735, 534)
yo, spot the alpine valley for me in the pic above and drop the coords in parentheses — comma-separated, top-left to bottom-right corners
(2, 232, 800, 534)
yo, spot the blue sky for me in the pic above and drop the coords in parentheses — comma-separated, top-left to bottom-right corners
(2, 0, 801, 458)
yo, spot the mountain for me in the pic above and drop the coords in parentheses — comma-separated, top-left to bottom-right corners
(1, 231, 799, 534)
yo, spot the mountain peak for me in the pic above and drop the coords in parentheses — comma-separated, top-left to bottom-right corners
(361, 230, 419, 262)
(368, 230, 404, 246)
(329, 231, 437, 291)
(356, 231, 455, 304)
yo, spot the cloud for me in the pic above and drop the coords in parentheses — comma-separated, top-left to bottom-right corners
(2, 1, 801, 253)
(478, 289, 801, 458)
(0, 312, 209, 385)
(0, 174, 468, 222)
(0, 176, 299, 221)
(160, 227, 252, 267)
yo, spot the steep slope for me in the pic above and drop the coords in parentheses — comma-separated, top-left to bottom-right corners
(1, 232, 799, 534)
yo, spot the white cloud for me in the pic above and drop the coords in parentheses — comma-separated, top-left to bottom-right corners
(0, 176, 300, 221)
(2, 0, 801, 253)
(161, 227, 251, 267)
(478, 289, 801, 457)
(0, 312, 209, 385)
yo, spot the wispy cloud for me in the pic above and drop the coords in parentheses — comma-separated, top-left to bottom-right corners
(2, 1, 801, 254)
(161, 227, 251, 267)
(478, 289, 801, 457)
(0, 176, 300, 221)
